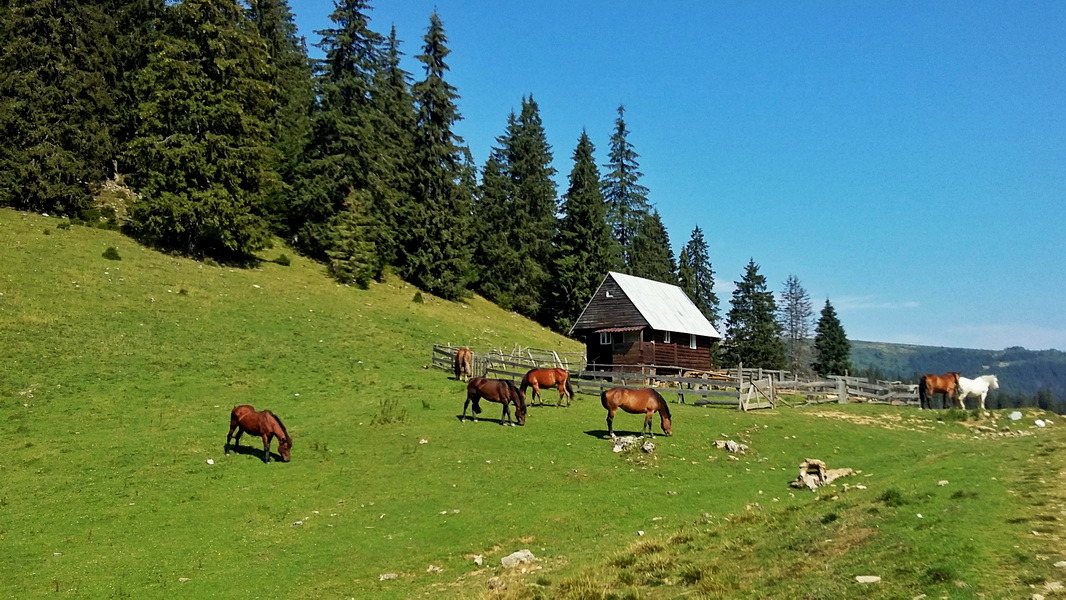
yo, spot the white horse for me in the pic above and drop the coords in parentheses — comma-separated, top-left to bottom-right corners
(957, 374, 999, 410)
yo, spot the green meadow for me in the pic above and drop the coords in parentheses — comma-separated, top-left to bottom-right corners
(2, 207, 1064, 599)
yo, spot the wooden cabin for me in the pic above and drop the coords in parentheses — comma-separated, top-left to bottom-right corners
(569, 272, 722, 373)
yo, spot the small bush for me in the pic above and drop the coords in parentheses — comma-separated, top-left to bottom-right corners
(203, 257, 219, 268)
(57, 221, 72, 230)
(102, 247, 121, 261)
(877, 488, 906, 507)
(178, 288, 189, 296)
(412, 291, 424, 303)
(274, 254, 291, 266)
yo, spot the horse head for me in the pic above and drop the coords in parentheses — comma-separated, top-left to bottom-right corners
(278, 436, 293, 462)
(987, 374, 999, 390)
(509, 382, 527, 426)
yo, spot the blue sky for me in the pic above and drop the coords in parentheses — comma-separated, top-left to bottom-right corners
(287, 1, 1066, 351)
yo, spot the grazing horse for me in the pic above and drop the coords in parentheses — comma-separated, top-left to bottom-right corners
(957, 374, 999, 410)
(918, 372, 961, 409)
(454, 347, 473, 382)
(226, 405, 292, 463)
(601, 387, 672, 438)
(520, 368, 574, 407)
(462, 377, 526, 426)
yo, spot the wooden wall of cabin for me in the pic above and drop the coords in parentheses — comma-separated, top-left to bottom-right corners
(571, 277, 648, 330)
(583, 330, 714, 372)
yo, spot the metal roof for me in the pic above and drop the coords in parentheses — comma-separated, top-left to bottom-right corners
(608, 271, 721, 339)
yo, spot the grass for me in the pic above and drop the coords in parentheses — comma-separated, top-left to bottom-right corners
(2, 207, 1065, 599)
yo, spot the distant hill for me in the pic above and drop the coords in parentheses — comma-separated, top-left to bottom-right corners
(850, 340, 1066, 408)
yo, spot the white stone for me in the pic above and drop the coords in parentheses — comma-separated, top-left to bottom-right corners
(500, 549, 535, 568)
(1010, 411, 1023, 421)
(855, 575, 881, 584)
(1035, 419, 1046, 428)
(937, 480, 948, 486)
(378, 573, 397, 581)
(206, 459, 214, 465)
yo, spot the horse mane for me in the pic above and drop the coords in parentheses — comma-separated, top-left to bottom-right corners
(507, 380, 526, 409)
(267, 411, 290, 440)
(654, 389, 671, 418)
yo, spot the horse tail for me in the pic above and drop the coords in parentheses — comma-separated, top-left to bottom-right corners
(918, 376, 928, 407)
(600, 390, 609, 410)
(564, 375, 574, 400)
(507, 380, 526, 410)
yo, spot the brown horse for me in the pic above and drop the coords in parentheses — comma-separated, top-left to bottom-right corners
(454, 347, 473, 382)
(226, 405, 292, 463)
(601, 387, 672, 438)
(462, 377, 526, 426)
(918, 372, 961, 410)
(520, 368, 574, 407)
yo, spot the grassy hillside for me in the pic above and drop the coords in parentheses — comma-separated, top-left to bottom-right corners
(2, 208, 1065, 599)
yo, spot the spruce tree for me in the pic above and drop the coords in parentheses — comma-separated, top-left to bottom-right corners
(677, 225, 720, 326)
(547, 131, 616, 332)
(108, 0, 166, 173)
(601, 105, 651, 269)
(507, 95, 557, 318)
(0, 0, 117, 215)
(778, 274, 814, 376)
(627, 210, 677, 284)
(326, 190, 382, 288)
(812, 299, 852, 376)
(472, 97, 556, 317)
(400, 11, 471, 300)
(366, 25, 417, 266)
(246, 0, 314, 230)
(123, 0, 278, 259)
(290, 0, 382, 259)
(723, 259, 786, 369)
(471, 153, 522, 308)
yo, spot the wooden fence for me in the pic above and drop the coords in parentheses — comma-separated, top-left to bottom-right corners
(431, 344, 919, 410)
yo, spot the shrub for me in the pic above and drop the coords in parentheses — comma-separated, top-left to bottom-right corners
(877, 488, 906, 507)
(102, 247, 121, 261)
(274, 253, 291, 266)
(412, 291, 424, 303)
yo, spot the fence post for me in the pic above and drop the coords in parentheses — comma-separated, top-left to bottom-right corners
(837, 377, 848, 404)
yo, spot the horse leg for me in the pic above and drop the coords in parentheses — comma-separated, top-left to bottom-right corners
(500, 402, 511, 426)
(556, 383, 566, 407)
(261, 434, 271, 464)
(532, 383, 542, 407)
(231, 427, 245, 452)
(643, 411, 654, 437)
(226, 422, 238, 454)
(606, 408, 616, 438)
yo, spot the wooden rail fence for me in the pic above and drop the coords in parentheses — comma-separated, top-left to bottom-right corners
(431, 344, 919, 411)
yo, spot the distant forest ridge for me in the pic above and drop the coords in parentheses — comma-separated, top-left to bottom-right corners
(849, 340, 1066, 410)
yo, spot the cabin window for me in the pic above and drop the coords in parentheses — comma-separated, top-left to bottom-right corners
(689, 334, 697, 349)
(599, 332, 612, 345)
(663, 331, 671, 344)
(623, 330, 639, 343)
